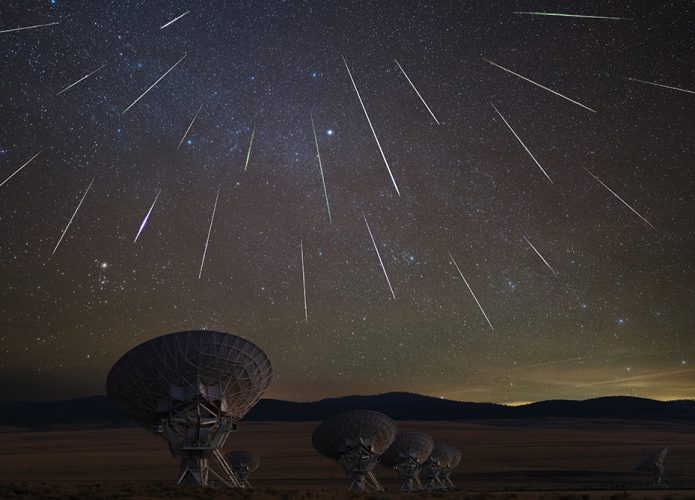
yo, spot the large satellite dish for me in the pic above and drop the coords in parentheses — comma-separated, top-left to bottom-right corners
(225, 450, 260, 488)
(634, 446, 669, 489)
(312, 410, 397, 492)
(379, 432, 434, 491)
(420, 441, 458, 491)
(106, 330, 272, 488)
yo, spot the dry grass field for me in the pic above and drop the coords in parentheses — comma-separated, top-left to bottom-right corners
(1, 419, 694, 498)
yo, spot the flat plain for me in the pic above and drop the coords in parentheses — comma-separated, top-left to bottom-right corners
(1, 419, 694, 498)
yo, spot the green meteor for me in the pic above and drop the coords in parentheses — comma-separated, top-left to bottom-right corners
(513, 11, 633, 20)
(244, 125, 256, 172)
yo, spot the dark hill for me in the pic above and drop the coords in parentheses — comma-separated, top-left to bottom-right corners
(0, 392, 693, 428)
(245, 392, 509, 421)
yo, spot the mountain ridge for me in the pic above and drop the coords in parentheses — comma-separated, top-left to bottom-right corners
(1, 392, 693, 428)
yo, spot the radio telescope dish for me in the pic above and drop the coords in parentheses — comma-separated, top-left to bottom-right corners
(225, 450, 260, 488)
(379, 432, 434, 491)
(439, 442, 461, 490)
(420, 441, 455, 491)
(312, 410, 397, 492)
(635, 446, 668, 488)
(106, 330, 272, 488)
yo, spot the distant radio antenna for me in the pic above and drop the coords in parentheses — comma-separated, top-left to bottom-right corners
(224, 450, 260, 488)
(635, 446, 669, 489)
(312, 410, 397, 492)
(419, 441, 460, 491)
(379, 432, 434, 492)
(440, 442, 461, 490)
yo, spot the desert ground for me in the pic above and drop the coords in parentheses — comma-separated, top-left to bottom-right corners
(1, 419, 694, 498)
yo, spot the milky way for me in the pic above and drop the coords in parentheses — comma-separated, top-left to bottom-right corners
(0, 1, 693, 403)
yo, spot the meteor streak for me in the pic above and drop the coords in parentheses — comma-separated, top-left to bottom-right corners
(448, 251, 494, 331)
(0, 21, 60, 34)
(394, 59, 440, 125)
(56, 64, 107, 95)
(177, 103, 203, 150)
(362, 212, 396, 300)
(122, 54, 187, 114)
(483, 58, 597, 113)
(518, 356, 584, 369)
(523, 235, 558, 276)
(490, 103, 552, 182)
(160, 11, 190, 29)
(310, 114, 332, 223)
(198, 185, 220, 279)
(53, 178, 94, 255)
(0, 151, 41, 190)
(343, 57, 401, 196)
(625, 77, 695, 95)
(134, 189, 161, 243)
(300, 240, 308, 322)
(513, 12, 632, 20)
(244, 126, 256, 172)
(584, 168, 655, 230)
(577, 368, 695, 388)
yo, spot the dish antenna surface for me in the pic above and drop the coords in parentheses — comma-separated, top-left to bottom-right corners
(420, 441, 455, 491)
(312, 410, 397, 492)
(106, 330, 272, 488)
(439, 442, 461, 490)
(379, 432, 434, 491)
(635, 446, 669, 488)
(225, 450, 260, 488)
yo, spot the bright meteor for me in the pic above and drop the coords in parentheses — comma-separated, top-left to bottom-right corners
(523, 235, 558, 276)
(483, 58, 597, 113)
(625, 77, 695, 95)
(198, 185, 221, 279)
(584, 168, 655, 230)
(490, 103, 552, 183)
(0, 151, 42, 190)
(160, 11, 190, 30)
(56, 64, 107, 95)
(244, 126, 256, 172)
(0, 21, 60, 34)
(513, 12, 633, 21)
(300, 239, 308, 322)
(122, 54, 187, 114)
(343, 56, 401, 196)
(53, 178, 95, 256)
(310, 114, 332, 224)
(134, 190, 161, 243)
(448, 251, 494, 331)
(362, 212, 396, 300)
(394, 59, 440, 125)
(177, 103, 204, 150)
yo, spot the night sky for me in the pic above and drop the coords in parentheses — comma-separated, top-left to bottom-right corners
(1, 1, 694, 404)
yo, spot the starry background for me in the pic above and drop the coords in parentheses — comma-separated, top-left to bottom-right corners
(0, 0, 693, 404)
